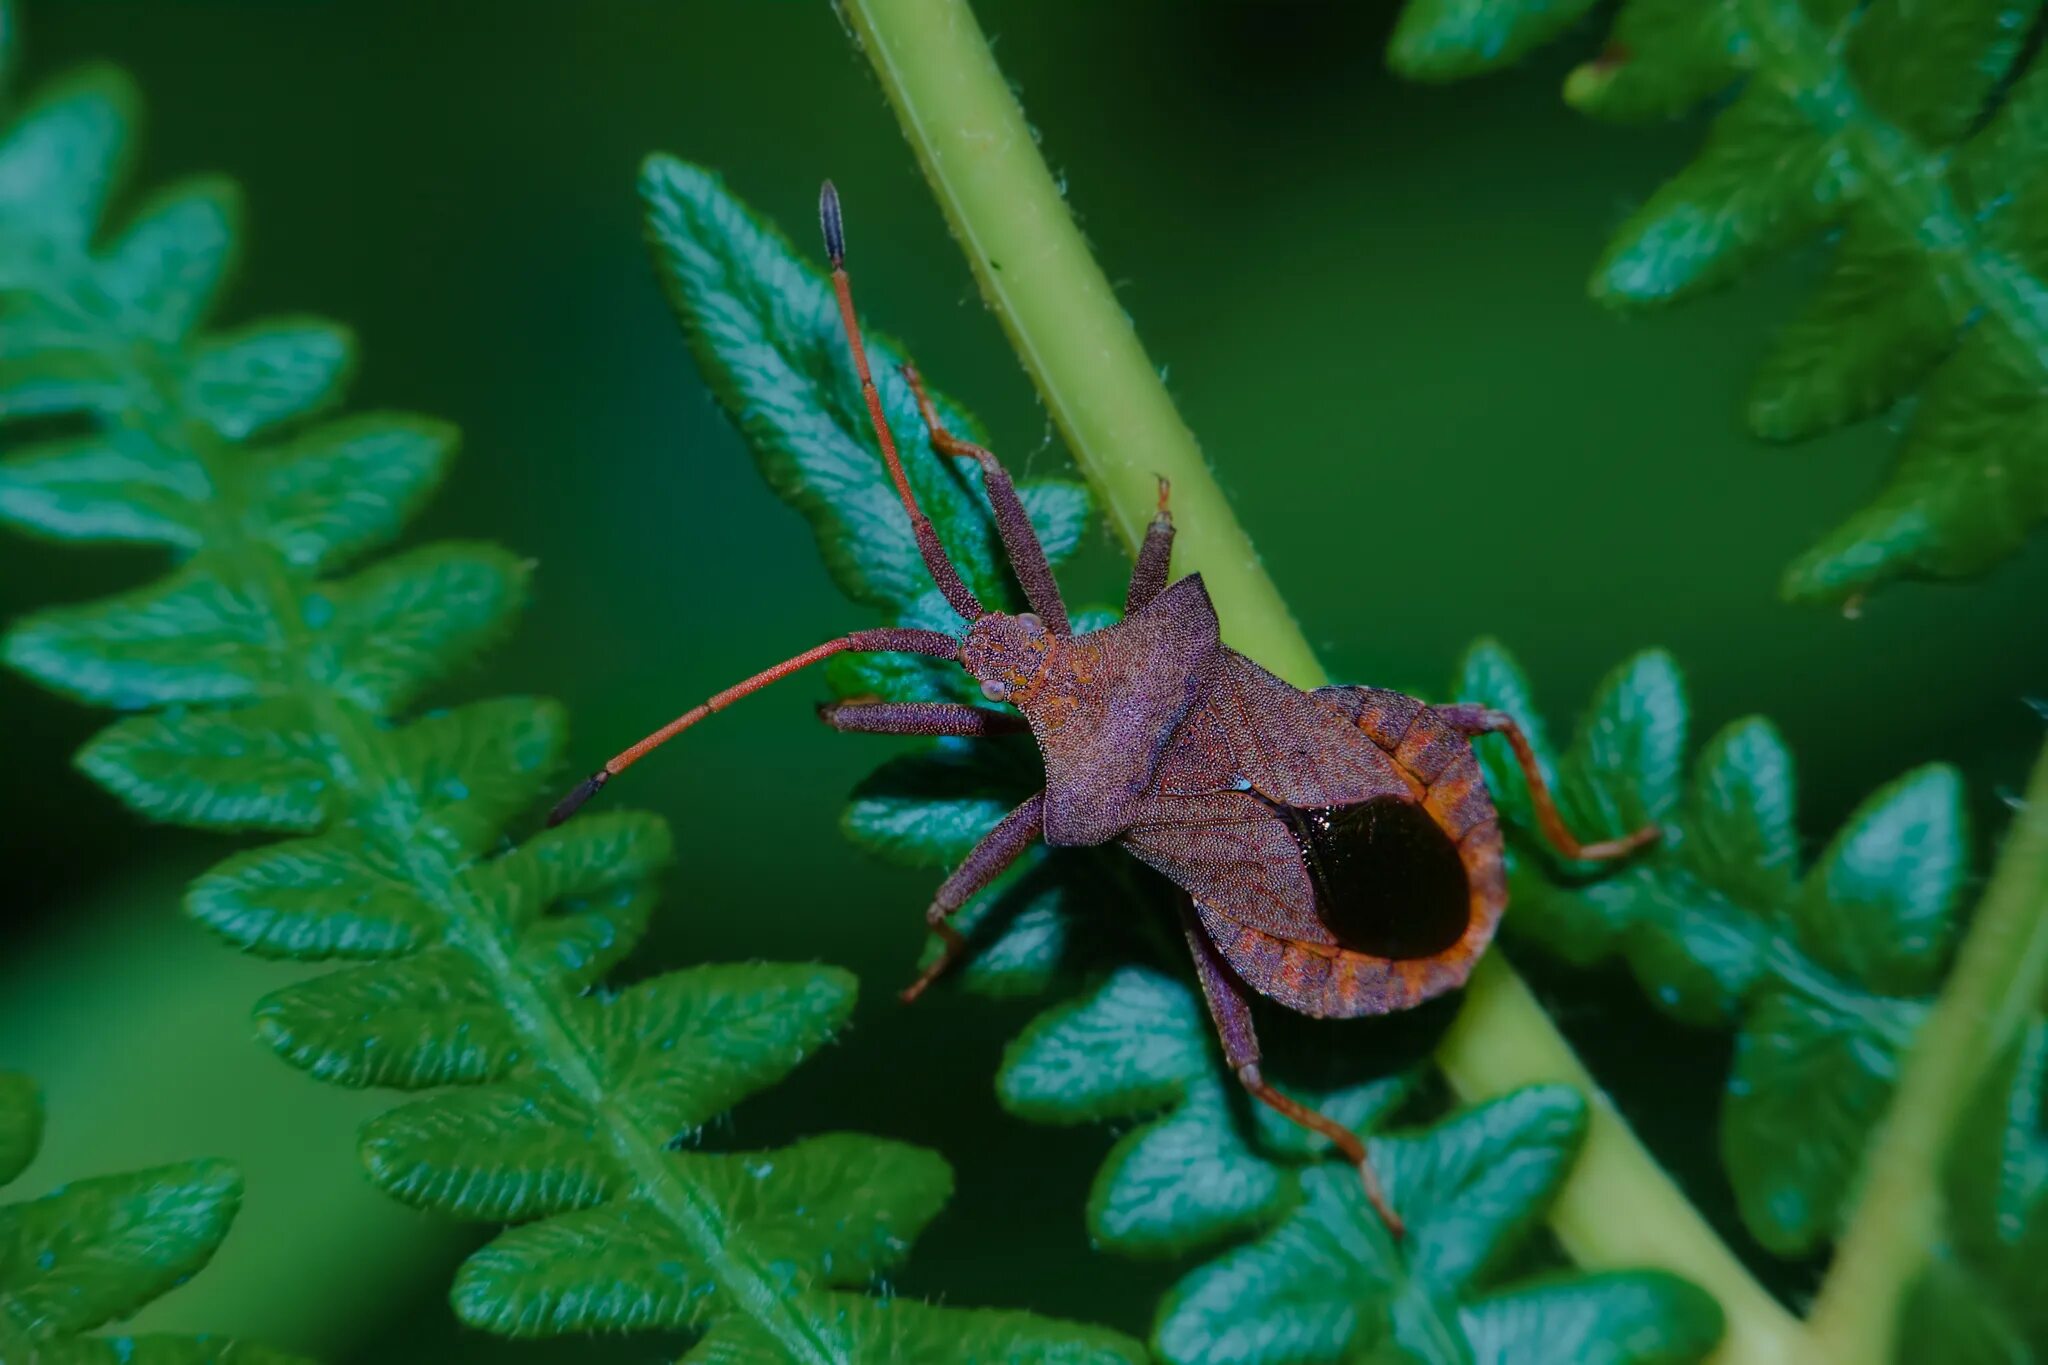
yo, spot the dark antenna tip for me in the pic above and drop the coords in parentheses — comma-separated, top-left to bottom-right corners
(547, 770, 609, 827)
(819, 180, 845, 267)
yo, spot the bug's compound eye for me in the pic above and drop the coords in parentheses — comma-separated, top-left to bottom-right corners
(1018, 612, 1043, 633)
(980, 678, 1009, 703)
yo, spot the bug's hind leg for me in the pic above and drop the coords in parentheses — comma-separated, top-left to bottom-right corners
(1434, 704, 1660, 861)
(900, 791, 1045, 1004)
(1124, 477, 1175, 615)
(902, 364, 1071, 635)
(1178, 899, 1404, 1237)
(818, 699, 1026, 737)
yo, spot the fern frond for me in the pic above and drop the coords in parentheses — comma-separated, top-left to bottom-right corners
(998, 975, 1723, 1365)
(1388, 0, 2048, 604)
(0, 1071, 313, 1364)
(1451, 637, 1980, 1255)
(1148, 1086, 1723, 1365)
(0, 31, 1139, 1364)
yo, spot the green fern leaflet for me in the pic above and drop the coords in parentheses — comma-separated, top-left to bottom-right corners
(1451, 638, 1979, 1254)
(0, 1072, 311, 1365)
(1389, 0, 2048, 604)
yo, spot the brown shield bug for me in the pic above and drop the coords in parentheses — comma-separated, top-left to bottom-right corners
(551, 182, 1657, 1234)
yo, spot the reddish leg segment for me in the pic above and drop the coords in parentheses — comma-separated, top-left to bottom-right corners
(901, 791, 1045, 1003)
(902, 363, 1070, 635)
(1124, 477, 1176, 615)
(1433, 704, 1661, 861)
(818, 699, 1027, 738)
(1178, 900, 1404, 1236)
(549, 627, 960, 825)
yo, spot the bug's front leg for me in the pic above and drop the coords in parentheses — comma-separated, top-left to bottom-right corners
(1433, 704, 1659, 861)
(900, 791, 1046, 1003)
(902, 363, 1071, 635)
(1179, 898, 1405, 1238)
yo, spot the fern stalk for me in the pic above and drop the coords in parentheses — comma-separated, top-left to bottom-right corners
(82, 314, 857, 1365)
(1808, 738, 2048, 1363)
(835, 0, 1808, 1360)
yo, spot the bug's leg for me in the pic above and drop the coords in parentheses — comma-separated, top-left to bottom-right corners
(549, 626, 961, 825)
(1433, 704, 1660, 861)
(902, 363, 1071, 635)
(1179, 899, 1404, 1238)
(1124, 476, 1175, 615)
(817, 699, 1027, 738)
(901, 791, 1046, 1003)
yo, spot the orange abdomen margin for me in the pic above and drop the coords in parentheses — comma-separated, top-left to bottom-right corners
(1199, 687, 1508, 1019)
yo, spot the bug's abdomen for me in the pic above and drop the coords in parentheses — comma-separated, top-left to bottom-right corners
(1127, 686, 1509, 1019)
(1160, 687, 1503, 1019)
(1286, 686, 1509, 1008)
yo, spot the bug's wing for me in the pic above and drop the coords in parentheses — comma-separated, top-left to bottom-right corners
(1122, 790, 1504, 1020)
(1037, 574, 1222, 846)
(1209, 652, 1414, 809)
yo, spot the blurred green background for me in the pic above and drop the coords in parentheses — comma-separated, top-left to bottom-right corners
(4, 2, 2045, 1359)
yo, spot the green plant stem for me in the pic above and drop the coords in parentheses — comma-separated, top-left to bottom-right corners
(833, 0, 1316, 685)
(838, 2, 1808, 1360)
(1807, 740, 2048, 1364)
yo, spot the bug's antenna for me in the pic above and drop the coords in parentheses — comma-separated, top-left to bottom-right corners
(819, 178, 847, 267)
(819, 180, 984, 623)
(548, 626, 963, 825)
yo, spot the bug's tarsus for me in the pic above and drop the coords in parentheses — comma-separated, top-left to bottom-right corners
(820, 182, 984, 623)
(898, 791, 1046, 1003)
(1238, 1065, 1405, 1238)
(547, 770, 610, 827)
(1570, 822, 1661, 861)
(900, 918, 968, 1004)
(1362, 1158, 1404, 1240)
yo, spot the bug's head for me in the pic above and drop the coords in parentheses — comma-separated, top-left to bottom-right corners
(960, 611, 1055, 707)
